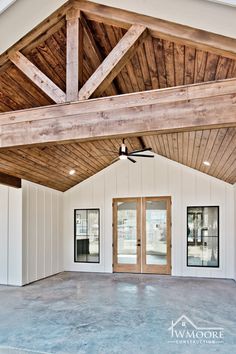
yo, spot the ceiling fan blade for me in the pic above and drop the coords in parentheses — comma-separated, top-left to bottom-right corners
(129, 154, 154, 158)
(128, 157, 137, 163)
(130, 147, 152, 154)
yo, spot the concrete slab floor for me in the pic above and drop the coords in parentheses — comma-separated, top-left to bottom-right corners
(0, 272, 235, 354)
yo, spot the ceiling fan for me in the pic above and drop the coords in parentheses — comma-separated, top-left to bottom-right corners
(115, 139, 154, 163)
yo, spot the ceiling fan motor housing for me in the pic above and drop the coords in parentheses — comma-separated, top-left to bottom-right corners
(119, 143, 128, 157)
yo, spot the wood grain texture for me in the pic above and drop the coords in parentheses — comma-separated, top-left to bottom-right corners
(0, 9, 236, 112)
(9, 51, 66, 103)
(66, 9, 81, 101)
(0, 172, 21, 188)
(0, 137, 141, 191)
(143, 128, 236, 184)
(78, 24, 147, 99)
(75, 0, 236, 60)
(1, 78, 236, 148)
(0, 1, 235, 189)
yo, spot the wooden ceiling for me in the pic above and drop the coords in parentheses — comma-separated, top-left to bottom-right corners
(0, 0, 235, 190)
(0, 128, 235, 191)
(0, 138, 142, 191)
(1, 18, 236, 112)
(143, 128, 236, 185)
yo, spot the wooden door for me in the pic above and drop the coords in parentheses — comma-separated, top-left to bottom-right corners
(113, 196, 171, 274)
(113, 198, 141, 273)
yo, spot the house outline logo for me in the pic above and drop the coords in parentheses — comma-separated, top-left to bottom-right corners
(168, 314, 224, 345)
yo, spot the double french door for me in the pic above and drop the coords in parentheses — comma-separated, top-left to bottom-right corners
(113, 197, 171, 274)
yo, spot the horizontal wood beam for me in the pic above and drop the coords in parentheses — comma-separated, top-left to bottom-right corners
(75, 0, 236, 60)
(9, 51, 66, 104)
(0, 172, 21, 188)
(0, 79, 236, 148)
(78, 23, 147, 100)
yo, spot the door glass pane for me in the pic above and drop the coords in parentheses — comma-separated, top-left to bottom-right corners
(146, 200, 167, 265)
(117, 201, 137, 264)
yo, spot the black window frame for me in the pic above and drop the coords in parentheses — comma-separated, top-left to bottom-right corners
(74, 208, 100, 264)
(187, 206, 219, 268)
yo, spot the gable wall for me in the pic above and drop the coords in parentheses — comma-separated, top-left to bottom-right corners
(63, 154, 235, 279)
(0, 0, 236, 55)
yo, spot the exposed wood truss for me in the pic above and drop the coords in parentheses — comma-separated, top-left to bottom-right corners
(1, 0, 236, 112)
(5, 6, 148, 103)
(0, 79, 236, 148)
(78, 23, 147, 99)
(0, 0, 235, 189)
(0, 172, 21, 188)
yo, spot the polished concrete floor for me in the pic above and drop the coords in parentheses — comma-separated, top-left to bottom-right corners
(0, 272, 235, 354)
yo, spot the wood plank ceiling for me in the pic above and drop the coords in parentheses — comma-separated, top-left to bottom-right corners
(1, 19, 236, 112)
(0, 138, 142, 191)
(0, 1, 235, 190)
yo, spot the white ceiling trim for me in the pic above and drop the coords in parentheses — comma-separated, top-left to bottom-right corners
(0, 0, 16, 15)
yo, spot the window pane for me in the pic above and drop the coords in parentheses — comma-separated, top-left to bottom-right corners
(75, 209, 100, 263)
(187, 206, 219, 267)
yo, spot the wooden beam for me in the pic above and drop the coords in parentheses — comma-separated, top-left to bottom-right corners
(9, 51, 66, 104)
(66, 8, 82, 102)
(0, 1, 72, 75)
(78, 24, 147, 100)
(81, 15, 118, 96)
(0, 172, 21, 188)
(74, 0, 236, 60)
(0, 79, 236, 148)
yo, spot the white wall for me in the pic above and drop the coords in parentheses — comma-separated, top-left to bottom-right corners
(22, 180, 63, 285)
(0, 0, 67, 54)
(0, 185, 22, 286)
(63, 154, 235, 279)
(0, 0, 236, 55)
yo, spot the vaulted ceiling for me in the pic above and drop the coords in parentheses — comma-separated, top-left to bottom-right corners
(0, 0, 235, 191)
(1, 17, 236, 112)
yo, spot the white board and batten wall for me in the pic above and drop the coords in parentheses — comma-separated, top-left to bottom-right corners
(0, 185, 22, 286)
(22, 180, 63, 285)
(0, 181, 63, 286)
(63, 154, 235, 279)
(0, 154, 235, 286)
